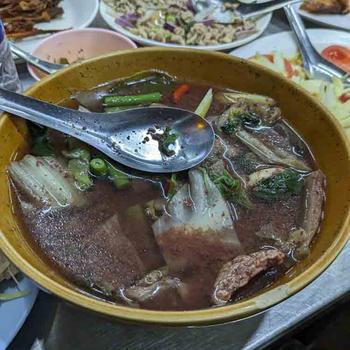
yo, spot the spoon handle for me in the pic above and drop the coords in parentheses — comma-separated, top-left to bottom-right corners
(9, 42, 65, 74)
(284, 4, 318, 73)
(0, 87, 100, 143)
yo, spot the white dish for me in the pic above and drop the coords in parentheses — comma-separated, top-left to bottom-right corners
(0, 276, 38, 350)
(230, 28, 350, 58)
(99, 1, 272, 51)
(11, 0, 99, 57)
(293, 3, 350, 32)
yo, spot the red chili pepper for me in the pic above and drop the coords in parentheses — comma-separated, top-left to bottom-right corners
(264, 54, 274, 63)
(283, 58, 295, 79)
(339, 93, 350, 103)
(172, 83, 190, 103)
(264, 54, 295, 78)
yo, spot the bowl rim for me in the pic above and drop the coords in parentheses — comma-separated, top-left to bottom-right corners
(27, 27, 137, 81)
(2, 47, 350, 325)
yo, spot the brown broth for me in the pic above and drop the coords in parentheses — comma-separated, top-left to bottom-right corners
(9, 73, 324, 310)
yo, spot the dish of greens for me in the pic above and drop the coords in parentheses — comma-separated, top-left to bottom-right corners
(99, 0, 272, 50)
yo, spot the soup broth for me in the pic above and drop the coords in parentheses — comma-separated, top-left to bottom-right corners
(9, 71, 325, 310)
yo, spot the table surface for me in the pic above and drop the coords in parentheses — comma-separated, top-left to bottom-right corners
(7, 10, 350, 350)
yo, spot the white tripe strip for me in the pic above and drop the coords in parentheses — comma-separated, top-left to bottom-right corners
(153, 169, 239, 245)
(8, 155, 83, 209)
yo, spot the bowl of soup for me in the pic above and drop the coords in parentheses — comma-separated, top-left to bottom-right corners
(0, 48, 349, 325)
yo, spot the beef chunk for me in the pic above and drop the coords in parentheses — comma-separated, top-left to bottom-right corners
(81, 214, 146, 294)
(212, 249, 285, 305)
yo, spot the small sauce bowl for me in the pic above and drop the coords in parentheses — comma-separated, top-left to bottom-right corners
(28, 28, 137, 80)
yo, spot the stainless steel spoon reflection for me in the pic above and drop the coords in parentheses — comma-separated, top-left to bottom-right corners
(0, 88, 215, 173)
(9, 42, 66, 74)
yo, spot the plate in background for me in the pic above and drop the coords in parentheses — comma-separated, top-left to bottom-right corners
(230, 28, 350, 58)
(293, 3, 350, 31)
(10, 0, 99, 59)
(99, 1, 272, 51)
(0, 275, 38, 350)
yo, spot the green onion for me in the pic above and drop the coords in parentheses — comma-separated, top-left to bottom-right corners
(104, 92, 162, 107)
(106, 162, 130, 189)
(62, 148, 91, 162)
(90, 158, 108, 176)
(253, 169, 304, 201)
(195, 88, 213, 118)
(68, 159, 93, 191)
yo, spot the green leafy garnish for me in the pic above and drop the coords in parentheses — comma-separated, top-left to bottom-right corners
(63, 146, 93, 190)
(211, 169, 251, 209)
(239, 113, 261, 128)
(221, 118, 240, 135)
(253, 169, 304, 201)
(151, 126, 178, 157)
(68, 159, 93, 191)
(221, 112, 261, 135)
(29, 124, 54, 156)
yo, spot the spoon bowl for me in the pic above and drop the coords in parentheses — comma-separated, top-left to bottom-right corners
(0, 88, 214, 173)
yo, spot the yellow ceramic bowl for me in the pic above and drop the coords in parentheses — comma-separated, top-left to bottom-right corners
(1, 49, 349, 326)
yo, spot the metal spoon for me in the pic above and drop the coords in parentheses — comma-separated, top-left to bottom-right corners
(284, 4, 350, 84)
(10, 42, 66, 74)
(0, 88, 215, 173)
(192, 0, 301, 22)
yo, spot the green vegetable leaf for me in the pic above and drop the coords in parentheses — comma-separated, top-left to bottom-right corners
(253, 168, 304, 201)
(106, 162, 130, 190)
(221, 118, 240, 135)
(210, 169, 251, 209)
(62, 148, 91, 162)
(221, 112, 261, 135)
(153, 126, 178, 157)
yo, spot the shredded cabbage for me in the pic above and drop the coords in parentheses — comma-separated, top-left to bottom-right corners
(0, 290, 30, 301)
(250, 52, 350, 133)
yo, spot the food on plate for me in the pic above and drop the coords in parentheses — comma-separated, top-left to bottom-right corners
(250, 51, 350, 136)
(0, 251, 29, 301)
(103, 0, 257, 46)
(7, 71, 325, 310)
(300, 0, 350, 14)
(321, 45, 350, 74)
(0, 0, 65, 40)
(0, 252, 17, 284)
